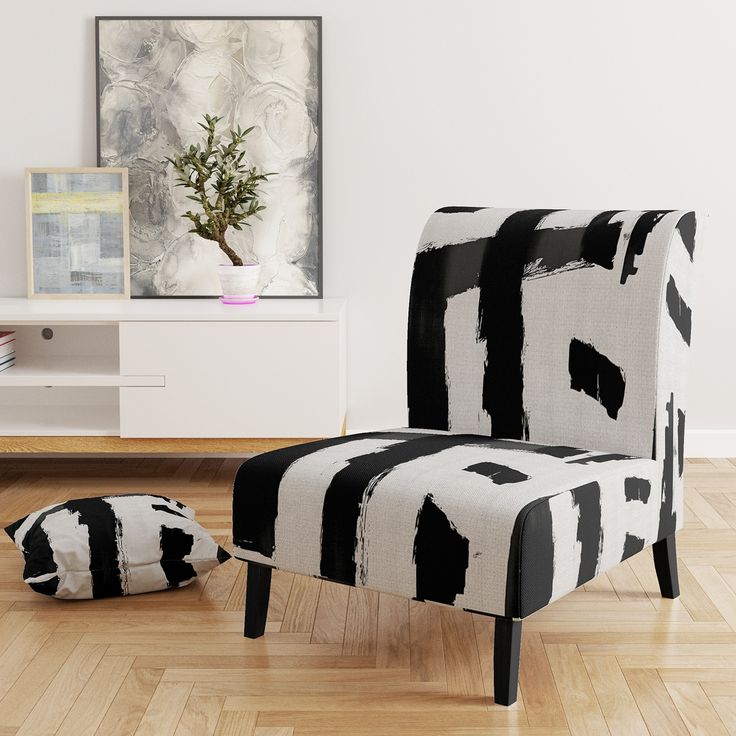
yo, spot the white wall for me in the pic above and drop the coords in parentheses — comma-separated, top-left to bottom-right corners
(1, 1, 733, 453)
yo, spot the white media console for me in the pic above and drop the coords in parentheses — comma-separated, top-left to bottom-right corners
(0, 298, 346, 453)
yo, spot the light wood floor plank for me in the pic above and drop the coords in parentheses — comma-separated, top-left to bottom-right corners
(0, 620, 57, 700)
(664, 681, 730, 736)
(221, 691, 487, 711)
(95, 667, 163, 736)
(622, 668, 689, 736)
(686, 489, 732, 529)
(678, 563, 726, 622)
(606, 561, 649, 603)
(518, 631, 567, 728)
(702, 682, 736, 696)
(0, 632, 81, 727)
(471, 615, 494, 701)
(133, 681, 193, 736)
(173, 695, 224, 736)
(439, 609, 485, 698)
(213, 711, 258, 736)
(342, 587, 378, 657)
(224, 565, 246, 613)
(281, 576, 321, 633)
(15, 643, 106, 736)
(132, 655, 375, 671)
(582, 655, 648, 735)
(376, 593, 410, 669)
(56, 655, 134, 736)
(704, 493, 736, 528)
(190, 678, 441, 698)
(545, 643, 609, 735)
(408, 600, 445, 683)
(200, 541, 241, 605)
(161, 667, 412, 684)
(708, 696, 736, 736)
(267, 570, 294, 623)
(311, 581, 349, 644)
(688, 566, 736, 630)
(0, 612, 34, 658)
(254, 710, 533, 731)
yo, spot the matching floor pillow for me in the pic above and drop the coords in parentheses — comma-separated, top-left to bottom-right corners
(4, 494, 230, 599)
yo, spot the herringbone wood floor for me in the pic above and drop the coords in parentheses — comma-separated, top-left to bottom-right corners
(1, 458, 735, 735)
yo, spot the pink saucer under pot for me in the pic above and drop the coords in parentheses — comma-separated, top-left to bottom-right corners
(219, 295, 259, 305)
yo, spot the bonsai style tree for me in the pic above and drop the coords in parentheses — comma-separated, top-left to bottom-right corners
(165, 114, 274, 267)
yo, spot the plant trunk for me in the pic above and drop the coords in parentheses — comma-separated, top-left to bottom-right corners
(218, 235, 244, 267)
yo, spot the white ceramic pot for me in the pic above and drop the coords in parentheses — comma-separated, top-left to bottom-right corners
(218, 264, 261, 305)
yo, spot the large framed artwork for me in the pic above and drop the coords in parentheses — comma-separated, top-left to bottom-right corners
(96, 17, 322, 297)
(25, 168, 130, 299)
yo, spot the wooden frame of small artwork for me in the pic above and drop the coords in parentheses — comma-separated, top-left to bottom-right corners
(25, 167, 130, 299)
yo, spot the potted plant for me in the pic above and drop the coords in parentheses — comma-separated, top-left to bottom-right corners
(165, 114, 275, 303)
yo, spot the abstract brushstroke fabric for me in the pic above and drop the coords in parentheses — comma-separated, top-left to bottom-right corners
(233, 432, 659, 617)
(5, 494, 230, 599)
(232, 207, 695, 619)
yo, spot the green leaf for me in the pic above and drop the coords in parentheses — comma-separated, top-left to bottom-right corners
(165, 113, 276, 248)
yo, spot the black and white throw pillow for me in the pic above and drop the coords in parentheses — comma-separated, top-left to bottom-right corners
(4, 494, 230, 599)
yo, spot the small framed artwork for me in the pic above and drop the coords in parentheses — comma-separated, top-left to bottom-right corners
(26, 167, 130, 298)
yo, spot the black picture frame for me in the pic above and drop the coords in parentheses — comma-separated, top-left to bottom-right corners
(95, 16, 323, 299)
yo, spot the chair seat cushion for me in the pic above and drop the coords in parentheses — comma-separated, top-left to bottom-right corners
(232, 430, 660, 618)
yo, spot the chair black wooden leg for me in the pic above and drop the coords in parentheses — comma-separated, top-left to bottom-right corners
(243, 562, 272, 639)
(493, 617, 522, 706)
(652, 533, 680, 599)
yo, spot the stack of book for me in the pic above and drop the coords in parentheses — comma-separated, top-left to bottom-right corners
(0, 331, 15, 373)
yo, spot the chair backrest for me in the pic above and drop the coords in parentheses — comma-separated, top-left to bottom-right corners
(407, 207, 696, 539)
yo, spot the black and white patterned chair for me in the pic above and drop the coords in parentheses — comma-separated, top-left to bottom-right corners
(232, 207, 696, 705)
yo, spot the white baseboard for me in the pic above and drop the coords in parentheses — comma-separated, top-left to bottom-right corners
(349, 427, 735, 459)
(685, 430, 736, 458)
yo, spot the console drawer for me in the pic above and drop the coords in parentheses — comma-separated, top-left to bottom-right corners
(119, 321, 344, 438)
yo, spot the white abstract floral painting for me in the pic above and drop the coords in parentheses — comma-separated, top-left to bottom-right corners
(96, 17, 321, 297)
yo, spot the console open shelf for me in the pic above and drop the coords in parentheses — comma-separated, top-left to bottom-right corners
(0, 356, 163, 388)
(0, 401, 119, 436)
